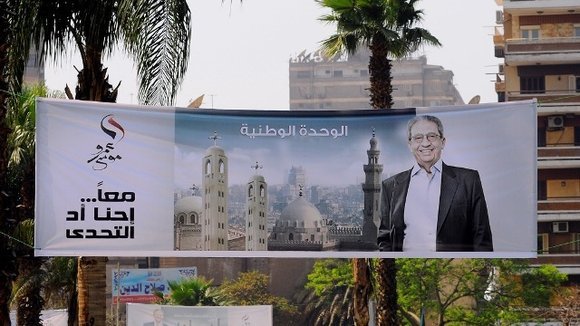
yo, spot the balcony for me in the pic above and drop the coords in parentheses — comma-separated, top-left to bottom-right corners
(507, 89, 580, 104)
(538, 200, 580, 212)
(504, 0, 579, 14)
(505, 37, 580, 65)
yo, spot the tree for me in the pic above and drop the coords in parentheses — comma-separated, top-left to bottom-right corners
(28, 1, 192, 324)
(521, 264, 567, 307)
(6, 84, 50, 326)
(396, 259, 567, 326)
(218, 271, 300, 325)
(317, 0, 440, 324)
(33, 0, 191, 106)
(158, 277, 229, 307)
(41, 257, 78, 326)
(0, 2, 36, 323)
(301, 259, 354, 326)
(317, 0, 440, 109)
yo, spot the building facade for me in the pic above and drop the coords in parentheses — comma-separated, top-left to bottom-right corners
(494, 0, 580, 283)
(289, 50, 464, 110)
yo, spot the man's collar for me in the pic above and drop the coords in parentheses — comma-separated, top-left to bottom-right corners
(411, 160, 443, 176)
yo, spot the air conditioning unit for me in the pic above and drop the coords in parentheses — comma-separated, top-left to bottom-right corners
(495, 10, 504, 24)
(498, 64, 504, 74)
(548, 115, 564, 129)
(552, 221, 569, 233)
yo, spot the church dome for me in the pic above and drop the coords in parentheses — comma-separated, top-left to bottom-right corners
(280, 196, 323, 229)
(175, 195, 203, 215)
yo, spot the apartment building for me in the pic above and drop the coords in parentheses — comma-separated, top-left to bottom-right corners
(494, 0, 580, 283)
(289, 49, 464, 110)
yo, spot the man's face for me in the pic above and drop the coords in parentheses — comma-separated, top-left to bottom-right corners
(153, 310, 164, 322)
(408, 120, 445, 170)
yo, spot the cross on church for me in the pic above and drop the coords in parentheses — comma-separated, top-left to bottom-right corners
(251, 161, 263, 173)
(190, 184, 199, 196)
(208, 131, 221, 146)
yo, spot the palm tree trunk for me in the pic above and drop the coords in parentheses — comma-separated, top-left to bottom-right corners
(375, 258, 399, 326)
(77, 257, 107, 326)
(352, 258, 372, 326)
(368, 37, 394, 110)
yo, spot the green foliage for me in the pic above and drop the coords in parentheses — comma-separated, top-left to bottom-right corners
(521, 264, 567, 307)
(306, 259, 353, 296)
(302, 259, 354, 326)
(164, 277, 229, 306)
(397, 259, 533, 325)
(6, 84, 47, 172)
(219, 271, 300, 325)
(41, 257, 77, 309)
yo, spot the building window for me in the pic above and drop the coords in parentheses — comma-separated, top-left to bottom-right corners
(537, 233, 549, 254)
(572, 233, 580, 254)
(333, 70, 343, 77)
(575, 25, 580, 37)
(520, 76, 545, 94)
(297, 71, 312, 78)
(360, 70, 368, 77)
(521, 26, 539, 40)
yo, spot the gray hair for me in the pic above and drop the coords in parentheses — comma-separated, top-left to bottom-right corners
(407, 115, 444, 140)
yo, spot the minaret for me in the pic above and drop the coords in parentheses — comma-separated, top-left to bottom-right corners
(245, 162, 268, 251)
(362, 129, 383, 246)
(202, 131, 228, 250)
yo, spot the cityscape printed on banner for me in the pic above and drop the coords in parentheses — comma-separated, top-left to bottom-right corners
(173, 112, 412, 252)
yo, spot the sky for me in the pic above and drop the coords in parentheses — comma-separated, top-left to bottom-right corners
(44, 0, 502, 110)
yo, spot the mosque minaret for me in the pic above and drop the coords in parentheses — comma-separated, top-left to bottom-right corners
(245, 162, 268, 251)
(362, 129, 383, 247)
(202, 131, 229, 251)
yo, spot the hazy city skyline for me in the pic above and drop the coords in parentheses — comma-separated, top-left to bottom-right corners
(44, 0, 500, 109)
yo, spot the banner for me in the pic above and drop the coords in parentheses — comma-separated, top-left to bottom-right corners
(35, 98, 537, 258)
(112, 267, 197, 303)
(126, 303, 272, 326)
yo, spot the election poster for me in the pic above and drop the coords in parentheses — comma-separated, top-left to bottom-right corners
(126, 303, 272, 326)
(35, 98, 537, 258)
(112, 267, 197, 304)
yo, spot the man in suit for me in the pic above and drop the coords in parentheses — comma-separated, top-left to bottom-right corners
(378, 115, 493, 252)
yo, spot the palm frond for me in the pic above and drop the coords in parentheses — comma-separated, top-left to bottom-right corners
(120, 0, 191, 106)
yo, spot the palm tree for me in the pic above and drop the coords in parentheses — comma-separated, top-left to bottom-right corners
(158, 277, 230, 307)
(33, 0, 191, 106)
(6, 84, 49, 326)
(26, 1, 192, 324)
(42, 257, 78, 326)
(317, 0, 440, 109)
(301, 259, 355, 326)
(317, 0, 440, 324)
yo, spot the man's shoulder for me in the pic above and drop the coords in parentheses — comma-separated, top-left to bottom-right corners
(443, 163, 481, 181)
(382, 169, 411, 185)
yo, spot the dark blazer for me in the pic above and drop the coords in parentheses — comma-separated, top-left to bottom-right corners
(377, 163, 493, 252)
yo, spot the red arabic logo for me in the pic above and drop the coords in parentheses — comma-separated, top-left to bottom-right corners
(87, 114, 125, 170)
(101, 114, 125, 143)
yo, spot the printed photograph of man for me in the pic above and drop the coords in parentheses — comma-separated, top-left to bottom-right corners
(377, 115, 493, 252)
(143, 308, 167, 326)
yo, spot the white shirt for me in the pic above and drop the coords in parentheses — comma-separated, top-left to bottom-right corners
(402, 161, 442, 252)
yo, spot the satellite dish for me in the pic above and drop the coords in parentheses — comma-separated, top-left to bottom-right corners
(187, 94, 204, 108)
(468, 95, 481, 104)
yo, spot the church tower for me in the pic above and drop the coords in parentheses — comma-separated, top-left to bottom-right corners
(245, 162, 268, 251)
(202, 132, 228, 251)
(362, 129, 383, 247)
